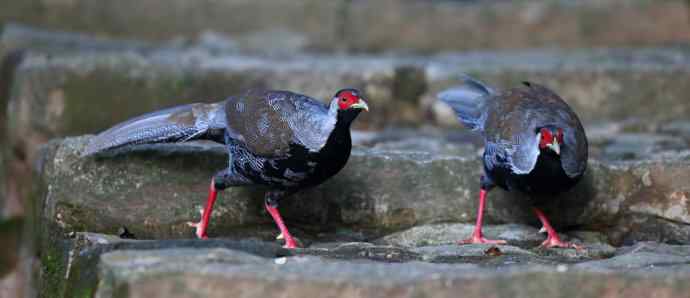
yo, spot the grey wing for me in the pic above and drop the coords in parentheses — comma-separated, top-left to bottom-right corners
(483, 141, 506, 172)
(496, 99, 585, 177)
(285, 93, 336, 151)
(225, 90, 333, 157)
(437, 75, 496, 131)
(505, 131, 541, 175)
(483, 99, 542, 175)
(484, 133, 540, 175)
(483, 83, 587, 177)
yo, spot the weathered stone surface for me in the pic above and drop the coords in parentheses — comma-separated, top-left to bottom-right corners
(379, 224, 617, 260)
(34, 232, 683, 298)
(35, 136, 690, 246)
(1, 0, 687, 52)
(576, 242, 690, 272)
(661, 121, 690, 140)
(92, 244, 690, 298)
(36, 232, 286, 298)
(594, 133, 688, 161)
(376, 223, 545, 248)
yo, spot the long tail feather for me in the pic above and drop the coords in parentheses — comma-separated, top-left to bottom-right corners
(83, 102, 226, 156)
(437, 75, 495, 131)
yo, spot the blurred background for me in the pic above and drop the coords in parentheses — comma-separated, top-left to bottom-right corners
(1, 0, 689, 297)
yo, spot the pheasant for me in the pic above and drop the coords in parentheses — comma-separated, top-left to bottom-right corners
(85, 89, 369, 248)
(438, 76, 587, 249)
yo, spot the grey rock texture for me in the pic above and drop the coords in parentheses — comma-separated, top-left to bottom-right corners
(379, 223, 550, 249)
(30, 233, 682, 298)
(38, 233, 285, 298)
(38, 232, 686, 298)
(35, 136, 690, 246)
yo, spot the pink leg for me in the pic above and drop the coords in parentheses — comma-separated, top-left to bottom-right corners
(186, 179, 218, 239)
(458, 189, 507, 245)
(265, 202, 298, 249)
(533, 208, 582, 250)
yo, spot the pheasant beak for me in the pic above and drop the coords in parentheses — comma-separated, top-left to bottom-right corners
(546, 138, 561, 155)
(350, 99, 369, 112)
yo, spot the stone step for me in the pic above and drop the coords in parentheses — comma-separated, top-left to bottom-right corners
(42, 232, 689, 298)
(1, 0, 687, 52)
(5, 28, 690, 163)
(96, 247, 690, 298)
(35, 136, 690, 247)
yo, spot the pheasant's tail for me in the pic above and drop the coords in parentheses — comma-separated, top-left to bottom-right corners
(437, 75, 496, 131)
(83, 102, 226, 156)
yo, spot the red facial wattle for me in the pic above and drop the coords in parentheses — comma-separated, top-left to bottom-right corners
(337, 91, 359, 110)
(539, 128, 564, 150)
(539, 128, 553, 149)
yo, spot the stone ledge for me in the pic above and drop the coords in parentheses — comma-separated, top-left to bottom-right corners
(92, 240, 689, 298)
(40, 232, 687, 298)
(34, 136, 690, 246)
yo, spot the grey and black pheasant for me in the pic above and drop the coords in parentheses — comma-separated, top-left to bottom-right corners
(85, 89, 369, 248)
(438, 76, 588, 248)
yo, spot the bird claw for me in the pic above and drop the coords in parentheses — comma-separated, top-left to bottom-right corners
(538, 226, 547, 234)
(186, 221, 208, 239)
(282, 238, 298, 249)
(277, 233, 298, 248)
(187, 208, 208, 239)
(540, 237, 583, 251)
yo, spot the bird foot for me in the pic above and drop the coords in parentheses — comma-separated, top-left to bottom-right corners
(540, 236, 583, 251)
(186, 209, 208, 239)
(277, 232, 299, 248)
(283, 238, 298, 249)
(276, 233, 298, 248)
(458, 234, 507, 245)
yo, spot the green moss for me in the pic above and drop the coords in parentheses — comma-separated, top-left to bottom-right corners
(62, 243, 101, 298)
(38, 237, 107, 298)
(39, 242, 68, 298)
